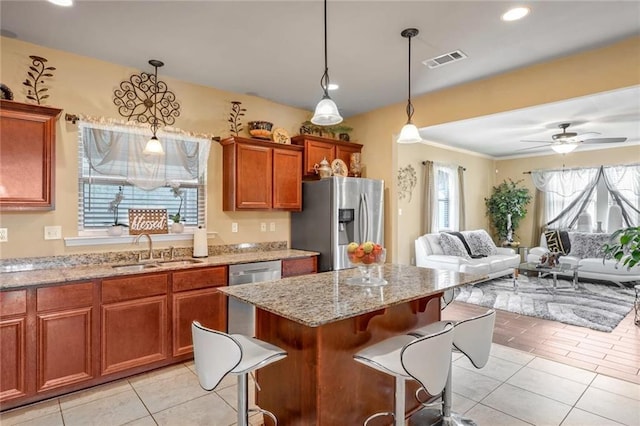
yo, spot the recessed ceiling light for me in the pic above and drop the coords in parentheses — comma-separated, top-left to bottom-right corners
(501, 7, 530, 21)
(327, 83, 339, 91)
(48, 0, 73, 6)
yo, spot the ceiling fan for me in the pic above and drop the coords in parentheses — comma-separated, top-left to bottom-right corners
(520, 123, 628, 154)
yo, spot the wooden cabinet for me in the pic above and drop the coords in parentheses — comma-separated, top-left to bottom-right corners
(282, 256, 318, 278)
(101, 273, 169, 375)
(171, 266, 227, 357)
(0, 100, 62, 211)
(36, 283, 94, 392)
(0, 290, 29, 403)
(221, 136, 303, 211)
(291, 135, 362, 178)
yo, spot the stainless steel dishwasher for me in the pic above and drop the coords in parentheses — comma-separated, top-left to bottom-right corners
(228, 260, 282, 336)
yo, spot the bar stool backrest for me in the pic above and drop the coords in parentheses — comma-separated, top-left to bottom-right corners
(192, 321, 242, 391)
(453, 309, 496, 369)
(401, 323, 454, 397)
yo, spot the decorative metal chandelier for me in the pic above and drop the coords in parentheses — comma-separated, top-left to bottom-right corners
(113, 59, 180, 155)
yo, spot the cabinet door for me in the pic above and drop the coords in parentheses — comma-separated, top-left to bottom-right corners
(335, 144, 361, 173)
(0, 100, 62, 211)
(36, 282, 94, 392)
(282, 256, 318, 278)
(273, 148, 302, 210)
(172, 288, 226, 357)
(303, 140, 335, 175)
(101, 295, 168, 375)
(0, 317, 27, 402)
(236, 143, 273, 209)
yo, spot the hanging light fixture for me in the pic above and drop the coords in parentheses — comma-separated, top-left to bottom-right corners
(144, 60, 165, 155)
(311, 0, 343, 126)
(551, 142, 578, 154)
(397, 28, 422, 144)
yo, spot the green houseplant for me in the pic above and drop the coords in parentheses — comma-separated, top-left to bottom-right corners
(485, 179, 532, 243)
(602, 226, 640, 269)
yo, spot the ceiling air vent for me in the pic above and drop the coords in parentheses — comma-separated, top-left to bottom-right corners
(422, 50, 467, 69)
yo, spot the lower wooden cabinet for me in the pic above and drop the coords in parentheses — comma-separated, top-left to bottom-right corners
(282, 256, 318, 278)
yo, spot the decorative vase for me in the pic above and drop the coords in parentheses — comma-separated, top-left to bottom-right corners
(171, 223, 184, 233)
(107, 225, 123, 236)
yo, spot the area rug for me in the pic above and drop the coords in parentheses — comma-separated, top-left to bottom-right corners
(454, 276, 636, 332)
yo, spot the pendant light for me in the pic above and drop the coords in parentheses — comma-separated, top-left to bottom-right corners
(311, 0, 343, 126)
(144, 59, 165, 155)
(397, 28, 422, 144)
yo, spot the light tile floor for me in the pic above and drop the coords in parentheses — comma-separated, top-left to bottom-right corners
(2, 343, 639, 426)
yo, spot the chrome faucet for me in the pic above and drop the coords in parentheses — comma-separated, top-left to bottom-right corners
(133, 233, 155, 262)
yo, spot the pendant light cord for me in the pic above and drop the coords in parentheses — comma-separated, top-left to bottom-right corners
(152, 64, 158, 137)
(320, 0, 330, 97)
(406, 33, 414, 123)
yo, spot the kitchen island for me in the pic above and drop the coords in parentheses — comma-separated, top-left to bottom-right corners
(220, 264, 485, 425)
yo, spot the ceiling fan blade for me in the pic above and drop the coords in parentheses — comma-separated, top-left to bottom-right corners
(576, 132, 601, 139)
(520, 139, 551, 143)
(582, 137, 628, 144)
(516, 144, 550, 152)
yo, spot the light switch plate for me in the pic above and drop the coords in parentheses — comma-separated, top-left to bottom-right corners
(260, 223, 267, 232)
(0, 228, 7, 242)
(270, 222, 276, 232)
(231, 222, 238, 233)
(44, 225, 62, 240)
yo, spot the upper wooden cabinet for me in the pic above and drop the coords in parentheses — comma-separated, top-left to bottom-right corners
(221, 136, 303, 211)
(0, 100, 62, 211)
(291, 135, 362, 178)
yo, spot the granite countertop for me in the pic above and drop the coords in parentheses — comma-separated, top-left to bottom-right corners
(0, 249, 318, 290)
(220, 264, 486, 327)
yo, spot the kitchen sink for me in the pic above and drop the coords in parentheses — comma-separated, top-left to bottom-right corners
(111, 263, 159, 272)
(156, 259, 204, 267)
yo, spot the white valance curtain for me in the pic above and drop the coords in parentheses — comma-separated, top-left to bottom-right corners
(80, 121, 211, 190)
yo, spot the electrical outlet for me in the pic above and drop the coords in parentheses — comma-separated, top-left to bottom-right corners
(231, 222, 238, 233)
(269, 222, 276, 232)
(260, 223, 267, 232)
(44, 226, 62, 240)
(0, 228, 7, 242)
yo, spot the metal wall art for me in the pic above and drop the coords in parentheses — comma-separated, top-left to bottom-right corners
(23, 55, 55, 105)
(113, 60, 180, 132)
(397, 164, 417, 202)
(228, 101, 246, 136)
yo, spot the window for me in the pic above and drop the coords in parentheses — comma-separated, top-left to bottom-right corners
(433, 164, 460, 232)
(77, 122, 209, 234)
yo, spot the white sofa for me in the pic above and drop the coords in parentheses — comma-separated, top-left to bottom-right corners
(527, 232, 640, 287)
(415, 231, 520, 280)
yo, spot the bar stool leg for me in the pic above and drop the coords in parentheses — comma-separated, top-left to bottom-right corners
(237, 373, 249, 426)
(394, 376, 405, 426)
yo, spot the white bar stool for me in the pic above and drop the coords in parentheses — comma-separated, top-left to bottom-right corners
(191, 321, 287, 426)
(409, 309, 496, 426)
(354, 321, 454, 426)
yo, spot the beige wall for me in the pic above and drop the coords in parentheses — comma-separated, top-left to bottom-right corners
(349, 35, 640, 264)
(0, 37, 312, 259)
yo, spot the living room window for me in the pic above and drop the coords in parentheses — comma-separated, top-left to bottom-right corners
(77, 121, 210, 235)
(433, 164, 460, 232)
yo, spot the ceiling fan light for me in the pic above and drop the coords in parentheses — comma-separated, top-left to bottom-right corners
(144, 136, 164, 155)
(551, 142, 578, 154)
(397, 123, 422, 144)
(311, 96, 343, 125)
(501, 7, 530, 21)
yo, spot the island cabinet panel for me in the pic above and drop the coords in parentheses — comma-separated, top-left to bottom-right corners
(0, 290, 28, 403)
(100, 273, 169, 375)
(0, 100, 62, 211)
(291, 135, 363, 178)
(221, 136, 303, 211)
(281, 256, 317, 278)
(171, 266, 228, 357)
(36, 283, 94, 392)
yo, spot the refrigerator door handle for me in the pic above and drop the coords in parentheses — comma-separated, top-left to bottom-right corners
(358, 193, 365, 242)
(363, 192, 370, 241)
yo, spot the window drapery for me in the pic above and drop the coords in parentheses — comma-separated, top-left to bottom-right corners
(80, 121, 211, 190)
(422, 161, 464, 233)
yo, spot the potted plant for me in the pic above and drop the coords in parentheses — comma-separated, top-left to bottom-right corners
(485, 179, 531, 244)
(602, 226, 640, 269)
(169, 185, 184, 233)
(107, 186, 127, 236)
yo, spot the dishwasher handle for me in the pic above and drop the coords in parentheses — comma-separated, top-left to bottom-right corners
(229, 267, 277, 276)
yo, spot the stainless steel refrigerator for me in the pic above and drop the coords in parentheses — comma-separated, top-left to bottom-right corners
(291, 177, 384, 272)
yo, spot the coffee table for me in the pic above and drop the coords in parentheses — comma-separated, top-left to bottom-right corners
(514, 262, 580, 294)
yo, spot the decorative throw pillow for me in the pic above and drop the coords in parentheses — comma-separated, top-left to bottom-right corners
(544, 230, 571, 255)
(462, 230, 498, 256)
(439, 233, 471, 259)
(567, 232, 611, 259)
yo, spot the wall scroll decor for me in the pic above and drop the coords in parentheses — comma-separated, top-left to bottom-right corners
(228, 101, 246, 136)
(23, 55, 56, 105)
(128, 208, 168, 235)
(397, 164, 417, 202)
(113, 60, 180, 130)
